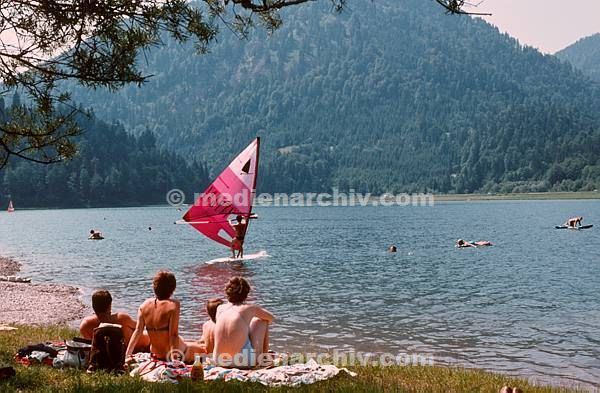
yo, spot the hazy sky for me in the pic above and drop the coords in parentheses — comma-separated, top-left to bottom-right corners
(1, 1, 598, 55)
(475, 0, 600, 54)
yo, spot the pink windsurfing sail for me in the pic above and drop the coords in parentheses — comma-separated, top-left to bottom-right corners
(7, 200, 14, 213)
(182, 138, 260, 247)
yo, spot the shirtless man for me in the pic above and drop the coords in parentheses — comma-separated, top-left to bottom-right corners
(565, 216, 583, 228)
(213, 277, 274, 368)
(229, 215, 248, 258)
(80, 290, 150, 352)
(199, 298, 224, 354)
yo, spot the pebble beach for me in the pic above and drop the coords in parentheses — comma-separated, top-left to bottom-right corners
(0, 256, 86, 326)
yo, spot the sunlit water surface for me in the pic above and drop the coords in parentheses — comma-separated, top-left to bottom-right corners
(1, 201, 599, 389)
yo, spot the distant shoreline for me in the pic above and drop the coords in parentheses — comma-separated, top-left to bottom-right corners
(4, 191, 599, 211)
(431, 191, 600, 202)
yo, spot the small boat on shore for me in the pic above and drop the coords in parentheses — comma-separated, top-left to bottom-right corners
(0, 275, 31, 283)
(7, 200, 14, 213)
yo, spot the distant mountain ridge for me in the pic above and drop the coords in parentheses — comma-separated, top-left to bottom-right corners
(66, 0, 600, 194)
(556, 34, 600, 83)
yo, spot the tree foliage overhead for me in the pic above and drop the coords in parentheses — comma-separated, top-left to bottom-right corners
(0, 0, 349, 168)
(67, 0, 600, 195)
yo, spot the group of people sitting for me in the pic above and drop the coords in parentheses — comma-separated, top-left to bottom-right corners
(79, 271, 274, 368)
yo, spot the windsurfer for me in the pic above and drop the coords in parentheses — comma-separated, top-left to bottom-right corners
(230, 215, 248, 258)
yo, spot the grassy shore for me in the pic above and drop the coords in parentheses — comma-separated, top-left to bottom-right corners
(0, 325, 586, 392)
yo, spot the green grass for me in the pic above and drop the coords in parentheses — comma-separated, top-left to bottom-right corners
(0, 325, 586, 392)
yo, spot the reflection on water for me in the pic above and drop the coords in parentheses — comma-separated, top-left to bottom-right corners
(188, 262, 255, 303)
(1, 201, 599, 389)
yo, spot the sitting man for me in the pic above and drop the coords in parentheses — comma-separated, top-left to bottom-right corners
(80, 289, 150, 352)
(213, 277, 274, 368)
(199, 298, 224, 354)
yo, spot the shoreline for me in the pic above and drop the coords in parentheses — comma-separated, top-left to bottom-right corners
(0, 255, 86, 326)
(5, 191, 600, 211)
(431, 191, 600, 202)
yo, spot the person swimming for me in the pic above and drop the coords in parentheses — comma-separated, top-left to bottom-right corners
(456, 239, 493, 248)
(89, 229, 104, 239)
(388, 245, 397, 253)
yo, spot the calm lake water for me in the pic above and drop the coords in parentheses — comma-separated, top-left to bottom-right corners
(1, 201, 599, 388)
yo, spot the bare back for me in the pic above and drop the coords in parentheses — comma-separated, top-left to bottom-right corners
(233, 222, 247, 238)
(139, 298, 183, 359)
(213, 303, 251, 357)
(80, 313, 134, 341)
(213, 303, 274, 359)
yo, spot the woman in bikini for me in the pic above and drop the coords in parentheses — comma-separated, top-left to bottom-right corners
(125, 270, 205, 363)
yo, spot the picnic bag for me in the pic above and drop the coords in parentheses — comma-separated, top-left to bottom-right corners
(87, 323, 125, 373)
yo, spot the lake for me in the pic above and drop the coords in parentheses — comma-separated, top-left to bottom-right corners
(1, 200, 599, 389)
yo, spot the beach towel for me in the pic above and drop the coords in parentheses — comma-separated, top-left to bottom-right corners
(129, 358, 190, 383)
(128, 354, 356, 386)
(206, 359, 357, 387)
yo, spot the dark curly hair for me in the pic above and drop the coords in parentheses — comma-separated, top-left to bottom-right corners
(225, 277, 250, 304)
(153, 270, 176, 300)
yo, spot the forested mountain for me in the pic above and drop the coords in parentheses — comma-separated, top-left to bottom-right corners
(0, 95, 209, 208)
(67, 0, 600, 194)
(556, 34, 600, 83)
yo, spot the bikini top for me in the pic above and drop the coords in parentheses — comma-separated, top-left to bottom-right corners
(146, 325, 169, 332)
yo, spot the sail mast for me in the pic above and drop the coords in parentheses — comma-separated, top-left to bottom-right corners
(242, 137, 260, 240)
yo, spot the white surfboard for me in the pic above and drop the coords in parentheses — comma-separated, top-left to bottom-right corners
(204, 250, 269, 265)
